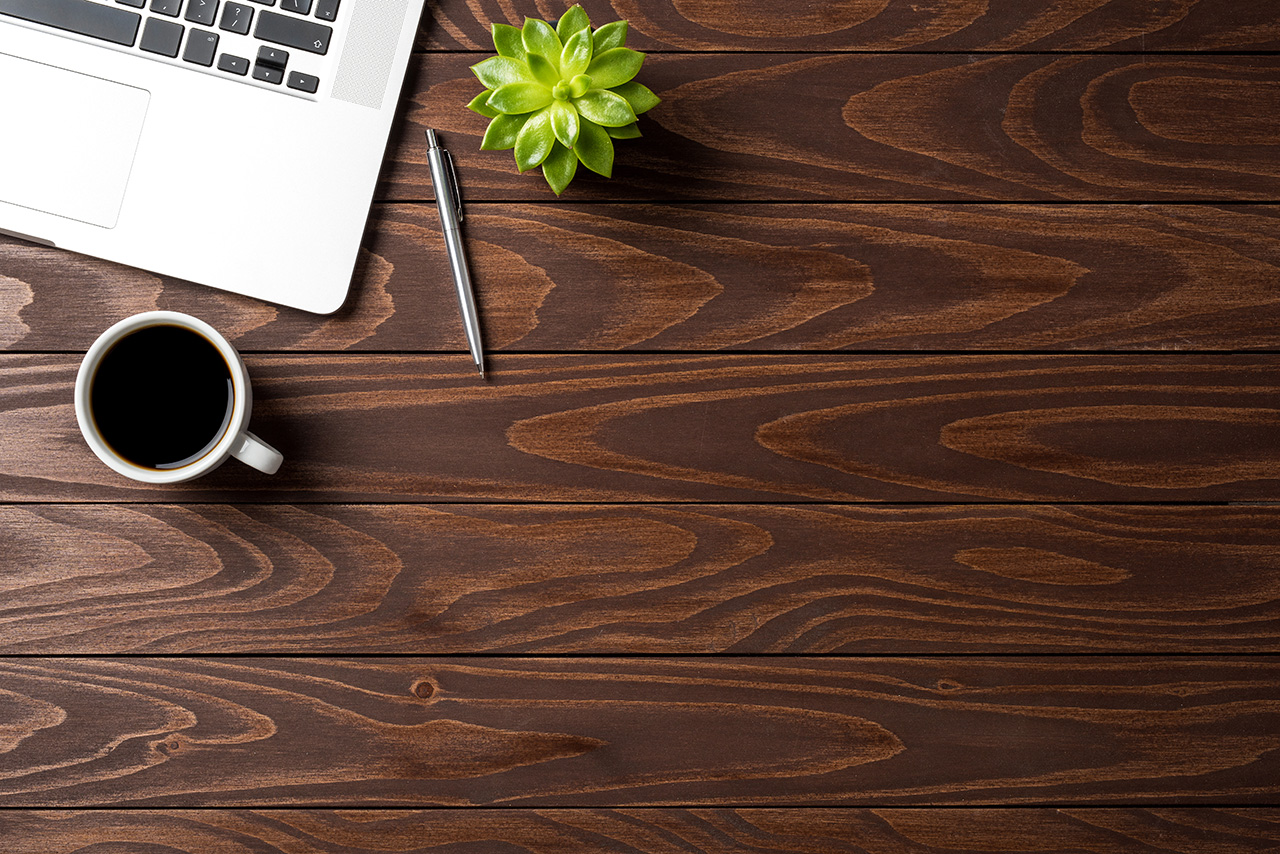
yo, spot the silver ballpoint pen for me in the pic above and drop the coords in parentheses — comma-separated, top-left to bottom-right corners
(425, 129, 485, 378)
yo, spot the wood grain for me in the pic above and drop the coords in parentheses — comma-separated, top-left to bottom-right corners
(391, 54, 1280, 201)
(6, 204, 1280, 352)
(0, 657, 1276, 806)
(0, 0, 1270, 831)
(420, 0, 1280, 53)
(3, 354, 1277, 502)
(4, 807, 1279, 853)
(3, 504, 1280, 655)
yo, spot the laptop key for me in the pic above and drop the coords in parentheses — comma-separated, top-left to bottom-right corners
(0, 0, 141, 47)
(286, 70, 318, 93)
(184, 0, 217, 25)
(217, 52, 249, 74)
(149, 0, 182, 16)
(252, 62, 283, 84)
(314, 0, 338, 21)
(218, 1, 251, 33)
(280, 0, 310, 14)
(257, 44, 288, 68)
(140, 16, 183, 56)
(118, 0, 146, 7)
(183, 28, 218, 65)
(254, 9, 330, 54)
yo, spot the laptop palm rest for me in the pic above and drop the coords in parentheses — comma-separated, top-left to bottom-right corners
(0, 51, 148, 229)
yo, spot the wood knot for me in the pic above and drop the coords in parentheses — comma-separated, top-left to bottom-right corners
(411, 679, 437, 699)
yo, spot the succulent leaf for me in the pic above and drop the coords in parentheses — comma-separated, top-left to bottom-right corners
(471, 56, 533, 89)
(542, 141, 579, 195)
(592, 20, 627, 53)
(568, 74, 592, 98)
(560, 28, 593, 79)
(480, 112, 530, 150)
(556, 5, 591, 41)
(550, 100, 580, 148)
(514, 108, 556, 171)
(522, 18, 562, 67)
(574, 119, 614, 177)
(605, 122, 642, 139)
(587, 47, 643, 88)
(527, 52, 560, 87)
(491, 23, 527, 61)
(573, 89, 637, 127)
(488, 81, 553, 113)
(467, 90, 501, 118)
(608, 81, 660, 114)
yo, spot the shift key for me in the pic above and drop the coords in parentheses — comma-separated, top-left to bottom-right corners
(254, 10, 331, 54)
(0, 0, 141, 46)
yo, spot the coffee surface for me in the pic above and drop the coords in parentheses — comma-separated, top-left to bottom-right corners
(90, 324, 234, 469)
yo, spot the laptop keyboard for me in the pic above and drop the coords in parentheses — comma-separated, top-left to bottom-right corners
(0, 0, 336, 96)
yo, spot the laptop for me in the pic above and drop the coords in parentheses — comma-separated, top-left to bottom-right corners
(0, 0, 426, 314)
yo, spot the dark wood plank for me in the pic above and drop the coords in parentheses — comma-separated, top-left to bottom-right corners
(3, 354, 1277, 502)
(7, 204, 1280, 352)
(0, 657, 1276, 806)
(4, 504, 1280, 655)
(391, 54, 1280, 201)
(4, 807, 1280, 852)
(420, 0, 1280, 53)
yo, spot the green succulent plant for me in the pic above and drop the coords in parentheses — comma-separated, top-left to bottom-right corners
(468, 5, 659, 195)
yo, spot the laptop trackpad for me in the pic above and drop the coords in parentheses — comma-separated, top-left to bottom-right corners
(0, 52, 148, 229)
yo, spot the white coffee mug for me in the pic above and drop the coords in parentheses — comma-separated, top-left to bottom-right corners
(75, 311, 282, 483)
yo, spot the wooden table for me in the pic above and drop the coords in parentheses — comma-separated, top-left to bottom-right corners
(3, 1, 1279, 850)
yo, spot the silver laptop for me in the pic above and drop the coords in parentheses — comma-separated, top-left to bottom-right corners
(0, 0, 426, 314)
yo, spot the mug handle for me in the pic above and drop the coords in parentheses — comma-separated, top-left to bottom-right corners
(231, 430, 283, 475)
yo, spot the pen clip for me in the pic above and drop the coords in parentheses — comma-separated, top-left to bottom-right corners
(444, 149, 463, 223)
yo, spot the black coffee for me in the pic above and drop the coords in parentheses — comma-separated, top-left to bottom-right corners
(90, 324, 234, 470)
